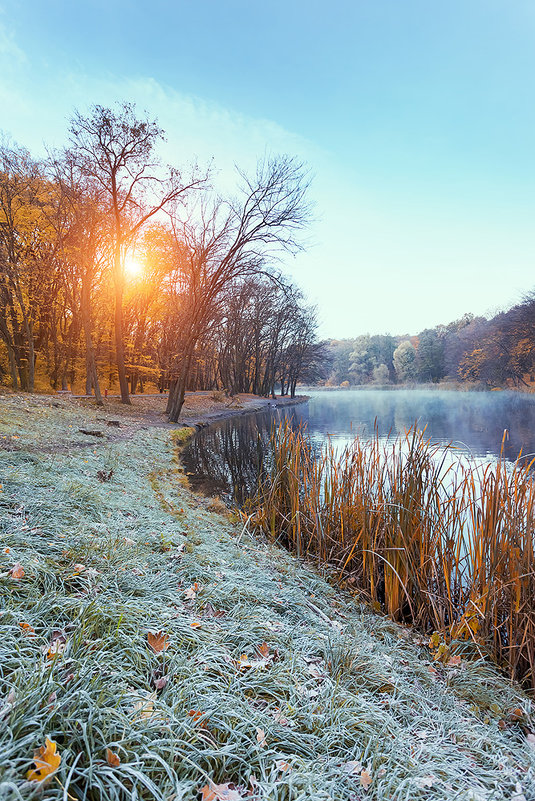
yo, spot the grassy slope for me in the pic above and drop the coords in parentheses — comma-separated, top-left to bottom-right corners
(0, 396, 534, 801)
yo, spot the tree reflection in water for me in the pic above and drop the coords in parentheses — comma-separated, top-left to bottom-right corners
(181, 406, 307, 505)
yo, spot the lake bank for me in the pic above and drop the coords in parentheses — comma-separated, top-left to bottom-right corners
(1, 395, 534, 800)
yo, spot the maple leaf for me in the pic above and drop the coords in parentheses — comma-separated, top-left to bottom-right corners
(27, 738, 61, 782)
(200, 781, 243, 800)
(147, 631, 169, 653)
(10, 562, 24, 580)
(105, 748, 120, 767)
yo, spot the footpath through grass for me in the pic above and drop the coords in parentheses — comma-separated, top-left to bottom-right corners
(0, 396, 534, 801)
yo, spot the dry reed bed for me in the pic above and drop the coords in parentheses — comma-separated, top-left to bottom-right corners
(246, 424, 535, 689)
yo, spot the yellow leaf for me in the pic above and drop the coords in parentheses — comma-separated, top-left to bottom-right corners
(105, 748, 120, 767)
(27, 738, 61, 782)
(147, 631, 169, 653)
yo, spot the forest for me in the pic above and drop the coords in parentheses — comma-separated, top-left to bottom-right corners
(0, 102, 322, 421)
(324, 297, 535, 389)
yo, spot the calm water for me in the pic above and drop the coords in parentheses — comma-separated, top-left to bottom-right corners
(181, 389, 535, 504)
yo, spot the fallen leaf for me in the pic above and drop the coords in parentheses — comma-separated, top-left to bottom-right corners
(275, 760, 291, 773)
(147, 631, 169, 653)
(154, 675, 169, 691)
(508, 707, 524, 722)
(185, 582, 202, 600)
(447, 654, 462, 667)
(417, 775, 436, 788)
(27, 738, 61, 782)
(256, 727, 266, 748)
(342, 760, 363, 774)
(45, 631, 67, 662)
(360, 769, 372, 789)
(10, 562, 24, 580)
(19, 622, 35, 635)
(131, 690, 157, 721)
(257, 642, 270, 659)
(105, 748, 120, 767)
(190, 621, 202, 629)
(200, 781, 243, 800)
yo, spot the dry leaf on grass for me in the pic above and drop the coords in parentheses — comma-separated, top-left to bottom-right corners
(342, 760, 363, 774)
(200, 781, 243, 800)
(27, 738, 61, 782)
(185, 582, 202, 600)
(45, 631, 67, 663)
(105, 748, 121, 767)
(10, 562, 24, 579)
(190, 621, 202, 629)
(417, 775, 436, 788)
(360, 769, 372, 789)
(447, 654, 462, 667)
(131, 690, 157, 721)
(256, 727, 266, 748)
(147, 630, 169, 653)
(19, 622, 35, 635)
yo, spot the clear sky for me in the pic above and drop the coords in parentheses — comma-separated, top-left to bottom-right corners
(1, 0, 534, 338)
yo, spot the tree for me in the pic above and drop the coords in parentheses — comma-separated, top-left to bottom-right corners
(164, 155, 311, 422)
(393, 340, 417, 382)
(68, 103, 204, 403)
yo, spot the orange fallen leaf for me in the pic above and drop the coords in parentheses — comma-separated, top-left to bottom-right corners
(275, 759, 291, 773)
(190, 621, 202, 629)
(105, 748, 120, 767)
(447, 654, 462, 667)
(19, 622, 35, 635)
(147, 631, 169, 653)
(185, 582, 202, 600)
(27, 738, 61, 782)
(188, 710, 203, 722)
(257, 642, 270, 659)
(360, 769, 372, 789)
(10, 562, 24, 580)
(200, 781, 243, 800)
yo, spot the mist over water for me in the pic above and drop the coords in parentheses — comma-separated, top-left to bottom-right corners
(181, 389, 535, 503)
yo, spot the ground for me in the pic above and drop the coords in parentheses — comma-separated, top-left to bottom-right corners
(0, 394, 534, 800)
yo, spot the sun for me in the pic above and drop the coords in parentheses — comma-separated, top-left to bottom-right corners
(124, 254, 144, 278)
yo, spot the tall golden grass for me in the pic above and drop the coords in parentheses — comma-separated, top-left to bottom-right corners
(246, 423, 535, 689)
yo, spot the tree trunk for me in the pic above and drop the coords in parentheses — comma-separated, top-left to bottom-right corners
(81, 277, 103, 405)
(113, 244, 130, 404)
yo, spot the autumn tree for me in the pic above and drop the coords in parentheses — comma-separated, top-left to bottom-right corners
(67, 102, 204, 403)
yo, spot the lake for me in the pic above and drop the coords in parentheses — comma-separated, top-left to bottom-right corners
(181, 389, 535, 504)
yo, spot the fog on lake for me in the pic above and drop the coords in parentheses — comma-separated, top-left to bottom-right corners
(181, 389, 535, 504)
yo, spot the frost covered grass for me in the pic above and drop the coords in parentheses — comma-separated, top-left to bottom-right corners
(0, 399, 534, 800)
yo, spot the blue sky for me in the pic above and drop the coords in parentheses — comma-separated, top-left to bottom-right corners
(1, 0, 534, 337)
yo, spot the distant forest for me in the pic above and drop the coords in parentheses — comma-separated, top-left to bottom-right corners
(324, 295, 535, 389)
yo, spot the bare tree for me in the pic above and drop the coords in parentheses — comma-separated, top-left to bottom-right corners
(68, 102, 205, 403)
(164, 155, 312, 421)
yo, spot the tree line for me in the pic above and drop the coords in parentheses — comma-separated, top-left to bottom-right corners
(0, 103, 320, 420)
(325, 297, 535, 389)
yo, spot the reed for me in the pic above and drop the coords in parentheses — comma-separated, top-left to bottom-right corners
(246, 422, 535, 689)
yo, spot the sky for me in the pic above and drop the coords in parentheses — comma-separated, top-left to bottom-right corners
(1, 0, 534, 338)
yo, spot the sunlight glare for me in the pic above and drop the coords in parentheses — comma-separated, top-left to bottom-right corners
(124, 255, 144, 278)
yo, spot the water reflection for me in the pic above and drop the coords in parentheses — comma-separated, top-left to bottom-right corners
(181, 389, 535, 504)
